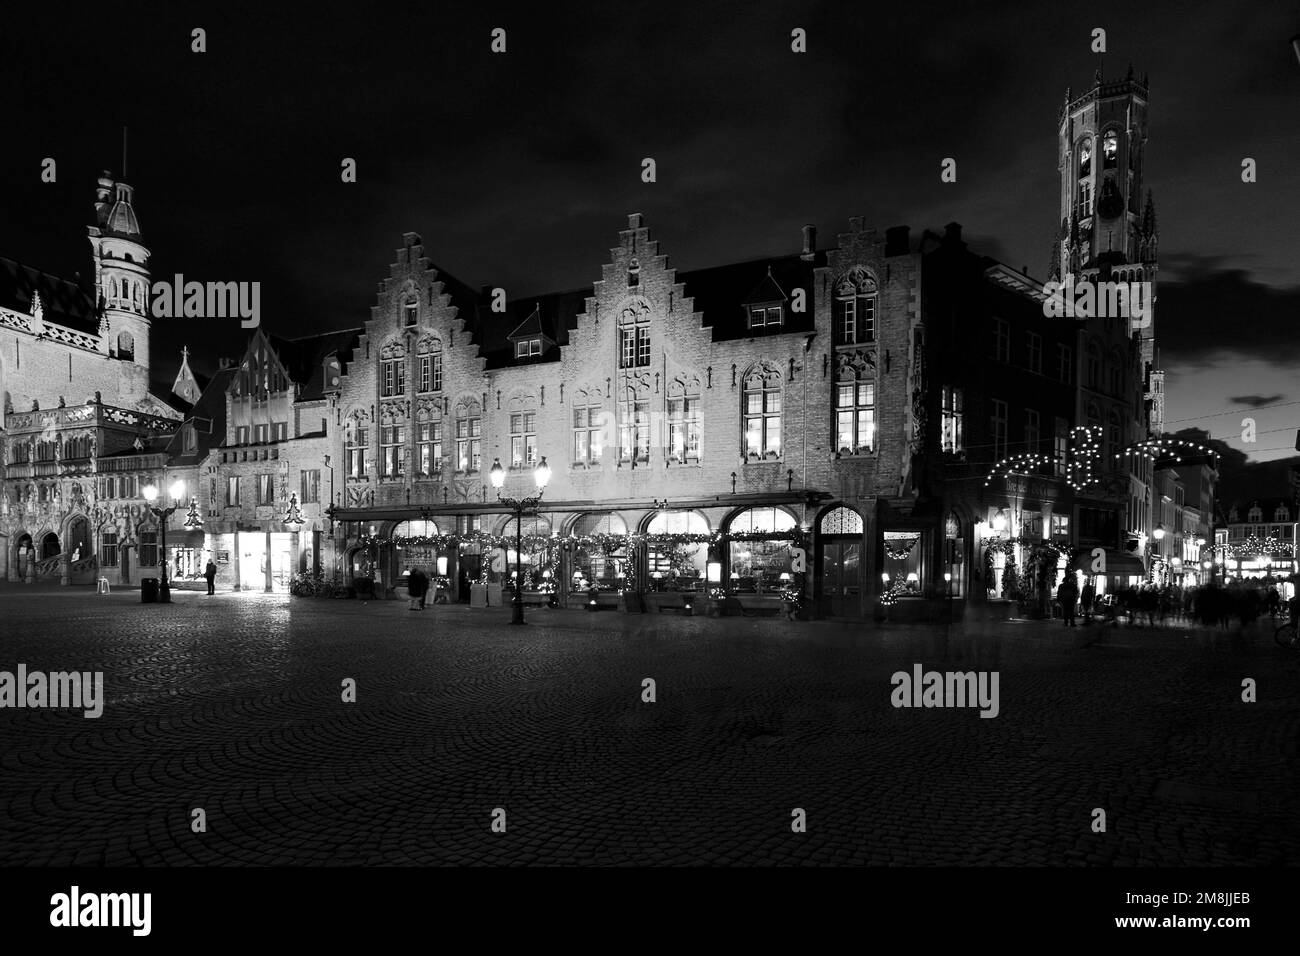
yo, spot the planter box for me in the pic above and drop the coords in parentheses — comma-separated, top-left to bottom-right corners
(487, 583, 503, 607)
(644, 592, 698, 615)
(470, 583, 487, 608)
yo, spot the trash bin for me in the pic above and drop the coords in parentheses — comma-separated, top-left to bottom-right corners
(141, 577, 159, 604)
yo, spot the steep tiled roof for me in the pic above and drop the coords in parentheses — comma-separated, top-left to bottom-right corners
(165, 367, 236, 464)
(480, 287, 591, 370)
(679, 252, 824, 341)
(0, 257, 100, 335)
(269, 328, 362, 401)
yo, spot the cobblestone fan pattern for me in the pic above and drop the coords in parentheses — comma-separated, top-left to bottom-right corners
(1, 588, 1296, 866)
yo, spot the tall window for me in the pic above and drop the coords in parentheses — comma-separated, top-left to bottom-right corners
(835, 380, 875, 455)
(743, 376, 782, 459)
(835, 295, 875, 344)
(510, 412, 538, 466)
(456, 416, 481, 472)
(618, 398, 650, 463)
(101, 532, 119, 568)
(667, 397, 701, 463)
(418, 351, 441, 393)
(381, 359, 406, 397)
(1024, 408, 1040, 454)
(404, 301, 418, 327)
(1108, 351, 1123, 395)
(573, 405, 603, 464)
(619, 308, 651, 368)
(236, 426, 250, 445)
(347, 425, 368, 478)
(227, 476, 240, 507)
(992, 319, 1010, 362)
(272, 422, 287, 441)
(1078, 139, 1092, 177)
(1087, 343, 1101, 389)
(139, 531, 158, 568)
(380, 425, 405, 477)
(1107, 410, 1122, 464)
(300, 469, 320, 504)
(254, 423, 269, 443)
(1050, 418, 1071, 478)
(1056, 344, 1072, 383)
(1026, 332, 1042, 373)
(1102, 129, 1118, 169)
(417, 422, 442, 475)
(941, 386, 964, 453)
(256, 473, 274, 505)
(1077, 180, 1092, 217)
(990, 399, 1008, 459)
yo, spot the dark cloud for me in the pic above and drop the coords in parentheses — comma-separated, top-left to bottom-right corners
(1228, 394, 1287, 408)
(1157, 272, 1300, 366)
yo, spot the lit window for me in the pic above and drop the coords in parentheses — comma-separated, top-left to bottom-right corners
(227, 476, 240, 506)
(380, 425, 406, 477)
(941, 387, 964, 453)
(1103, 130, 1118, 169)
(347, 426, 368, 478)
(573, 406, 604, 464)
(743, 376, 782, 459)
(456, 416, 481, 472)
(618, 309, 651, 368)
(1078, 139, 1092, 177)
(515, 339, 542, 358)
(272, 422, 288, 442)
(254, 423, 268, 444)
(256, 473, 274, 505)
(510, 412, 538, 466)
(300, 469, 321, 504)
(618, 398, 650, 463)
(404, 301, 418, 326)
(1051, 514, 1070, 538)
(417, 349, 442, 393)
(835, 380, 875, 455)
(667, 396, 701, 462)
(417, 422, 442, 475)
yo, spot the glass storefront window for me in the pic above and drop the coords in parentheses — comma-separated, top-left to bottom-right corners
(647, 510, 709, 591)
(883, 531, 922, 594)
(572, 513, 628, 592)
(728, 507, 797, 594)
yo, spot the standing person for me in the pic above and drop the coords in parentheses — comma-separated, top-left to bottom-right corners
(1080, 578, 1096, 624)
(414, 566, 429, 610)
(204, 559, 217, 595)
(1057, 576, 1078, 626)
(1267, 585, 1280, 618)
(406, 566, 425, 611)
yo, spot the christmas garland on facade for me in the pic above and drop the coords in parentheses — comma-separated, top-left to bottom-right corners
(362, 529, 807, 551)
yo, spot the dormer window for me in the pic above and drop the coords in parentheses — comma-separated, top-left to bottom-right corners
(748, 304, 783, 330)
(1276, 506, 1290, 522)
(404, 301, 418, 327)
(1248, 506, 1262, 523)
(515, 338, 542, 359)
(628, 258, 640, 287)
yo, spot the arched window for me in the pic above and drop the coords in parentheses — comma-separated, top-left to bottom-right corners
(1086, 342, 1100, 389)
(646, 510, 709, 590)
(742, 365, 783, 460)
(1102, 130, 1118, 169)
(117, 331, 134, 361)
(618, 300, 651, 369)
(820, 506, 863, 535)
(1078, 138, 1092, 177)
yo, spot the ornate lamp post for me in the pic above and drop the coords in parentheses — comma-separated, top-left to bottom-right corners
(142, 479, 187, 603)
(489, 455, 550, 625)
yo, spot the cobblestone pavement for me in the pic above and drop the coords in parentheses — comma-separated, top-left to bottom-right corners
(1, 585, 1297, 866)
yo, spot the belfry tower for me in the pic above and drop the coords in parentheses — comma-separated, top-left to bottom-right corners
(87, 171, 153, 375)
(1051, 66, 1162, 434)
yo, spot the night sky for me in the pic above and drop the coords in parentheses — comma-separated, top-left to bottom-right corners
(3, 1, 1298, 462)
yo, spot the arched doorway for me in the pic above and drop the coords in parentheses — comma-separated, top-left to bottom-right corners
(817, 505, 864, 617)
(40, 531, 60, 559)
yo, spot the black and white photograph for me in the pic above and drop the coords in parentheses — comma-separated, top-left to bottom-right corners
(1, 0, 1297, 940)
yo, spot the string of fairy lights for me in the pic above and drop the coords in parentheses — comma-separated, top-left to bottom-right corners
(1114, 436, 1221, 465)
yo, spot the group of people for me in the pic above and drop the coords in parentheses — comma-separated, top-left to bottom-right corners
(1055, 575, 1298, 629)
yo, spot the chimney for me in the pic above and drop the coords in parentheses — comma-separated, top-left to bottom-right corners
(885, 225, 910, 256)
(800, 224, 816, 260)
(628, 212, 643, 230)
(943, 222, 963, 246)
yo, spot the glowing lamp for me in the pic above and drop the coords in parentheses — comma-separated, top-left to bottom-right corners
(436, 556, 448, 576)
(489, 458, 505, 488)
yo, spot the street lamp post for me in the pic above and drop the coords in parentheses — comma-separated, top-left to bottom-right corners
(142, 480, 191, 604)
(489, 456, 550, 625)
